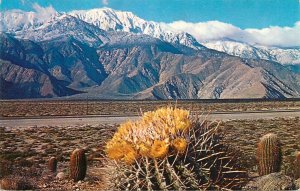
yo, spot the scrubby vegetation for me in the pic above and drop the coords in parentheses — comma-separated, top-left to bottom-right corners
(1, 100, 300, 117)
(1, 105, 300, 190)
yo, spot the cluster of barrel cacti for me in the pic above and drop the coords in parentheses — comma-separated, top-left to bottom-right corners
(46, 149, 87, 182)
(105, 107, 248, 190)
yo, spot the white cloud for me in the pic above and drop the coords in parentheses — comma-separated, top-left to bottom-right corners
(244, 23, 300, 47)
(32, 3, 57, 22)
(102, 0, 109, 5)
(161, 20, 300, 47)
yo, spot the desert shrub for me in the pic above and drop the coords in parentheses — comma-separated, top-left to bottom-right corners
(0, 160, 13, 178)
(105, 107, 248, 190)
(0, 176, 34, 190)
(17, 158, 34, 167)
(0, 152, 26, 161)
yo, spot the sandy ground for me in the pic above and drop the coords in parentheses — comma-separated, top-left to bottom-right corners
(1, 110, 299, 190)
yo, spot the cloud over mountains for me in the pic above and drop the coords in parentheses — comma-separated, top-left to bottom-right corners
(102, 0, 109, 5)
(32, 3, 57, 22)
(2, 3, 300, 48)
(1, 4, 300, 99)
(161, 20, 300, 48)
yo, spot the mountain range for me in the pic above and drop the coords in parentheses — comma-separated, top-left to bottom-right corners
(1, 8, 300, 99)
(70, 8, 300, 68)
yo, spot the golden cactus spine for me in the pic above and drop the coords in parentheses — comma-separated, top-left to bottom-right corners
(257, 133, 281, 176)
(70, 149, 87, 182)
(295, 152, 300, 179)
(48, 157, 58, 173)
(105, 107, 248, 190)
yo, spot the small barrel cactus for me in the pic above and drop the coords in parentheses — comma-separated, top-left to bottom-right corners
(70, 149, 87, 182)
(295, 152, 300, 179)
(48, 157, 58, 173)
(257, 133, 281, 176)
(105, 107, 248, 190)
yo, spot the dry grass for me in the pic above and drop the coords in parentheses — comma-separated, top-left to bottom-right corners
(0, 124, 116, 190)
(1, 117, 299, 189)
(1, 100, 300, 117)
(0, 101, 299, 189)
(220, 117, 300, 176)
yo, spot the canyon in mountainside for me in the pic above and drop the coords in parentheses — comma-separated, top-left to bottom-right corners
(1, 8, 300, 99)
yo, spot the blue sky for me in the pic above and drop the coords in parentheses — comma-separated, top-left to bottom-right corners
(1, 0, 299, 29)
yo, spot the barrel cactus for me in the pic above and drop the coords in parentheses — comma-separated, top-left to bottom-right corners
(295, 152, 300, 179)
(257, 133, 281, 176)
(105, 107, 248, 190)
(70, 149, 87, 182)
(48, 157, 58, 173)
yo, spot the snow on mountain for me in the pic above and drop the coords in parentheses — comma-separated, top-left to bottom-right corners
(2, 7, 300, 70)
(68, 8, 205, 50)
(2, 13, 110, 47)
(2, 8, 300, 99)
(0, 9, 59, 33)
(69, 8, 150, 33)
(202, 40, 300, 66)
(257, 45, 300, 65)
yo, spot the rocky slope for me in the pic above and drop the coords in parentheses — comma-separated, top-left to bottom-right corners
(2, 30, 300, 99)
(1, 8, 300, 99)
(0, 32, 104, 98)
(94, 36, 300, 99)
(0, 60, 80, 99)
(2, 8, 299, 67)
(67, 8, 300, 68)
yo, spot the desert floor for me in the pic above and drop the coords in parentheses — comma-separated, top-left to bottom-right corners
(0, 100, 299, 190)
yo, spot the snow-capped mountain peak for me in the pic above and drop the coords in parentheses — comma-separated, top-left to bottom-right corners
(69, 8, 205, 50)
(1, 8, 300, 99)
(1, 8, 204, 50)
(69, 8, 147, 33)
(203, 39, 300, 66)
(0, 9, 60, 33)
(1, 7, 299, 67)
(14, 14, 110, 47)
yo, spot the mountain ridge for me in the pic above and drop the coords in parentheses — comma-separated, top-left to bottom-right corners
(68, 8, 300, 67)
(203, 40, 300, 66)
(1, 8, 299, 68)
(1, 8, 300, 99)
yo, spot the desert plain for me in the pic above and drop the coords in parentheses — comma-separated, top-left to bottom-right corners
(0, 99, 300, 190)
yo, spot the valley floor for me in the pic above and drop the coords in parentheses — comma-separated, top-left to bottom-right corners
(0, 100, 300, 190)
(1, 110, 300, 128)
(1, 117, 299, 190)
(1, 99, 300, 117)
